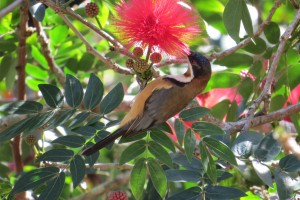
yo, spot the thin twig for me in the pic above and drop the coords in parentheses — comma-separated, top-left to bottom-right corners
(0, 0, 23, 19)
(242, 8, 300, 131)
(223, 103, 300, 133)
(33, 18, 66, 86)
(59, 14, 132, 75)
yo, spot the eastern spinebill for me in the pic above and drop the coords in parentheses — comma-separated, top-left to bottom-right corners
(82, 51, 211, 156)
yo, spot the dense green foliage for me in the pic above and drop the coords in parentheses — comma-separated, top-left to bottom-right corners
(0, 0, 300, 199)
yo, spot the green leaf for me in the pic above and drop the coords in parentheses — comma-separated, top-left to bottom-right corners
(72, 125, 97, 137)
(36, 149, 74, 162)
(119, 132, 147, 144)
(279, 154, 300, 172)
(210, 100, 230, 120)
(241, 0, 253, 36)
(192, 122, 225, 136)
(165, 169, 200, 182)
(69, 112, 90, 129)
(49, 25, 68, 45)
(100, 83, 124, 114)
(148, 141, 173, 168)
(84, 142, 100, 167)
(84, 73, 104, 110)
(77, 53, 94, 71)
(120, 140, 147, 164)
(65, 74, 83, 108)
(264, 22, 280, 44)
(205, 185, 246, 199)
(174, 119, 185, 146)
(214, 53, 253, 68)
(147, 158, 167, 199)
(0, 118, 32, 141)
(10, 167, 59, 195)
(130, 158, 147, 200)
(24, 111, 56, 135)
(38, 84, 64, 108)
(31, 46, 48, 69)
(52, 135, 85, 148)
(150, 129, 175, 152)
(223, 0, 242, 42)
(48, 109, 76, 129)
(70, 155, 86, 188)
(243, 37, 267, 54)
(170, 153, 202, 171)
(226, 100, 238, 122)
(179, 107, 210, 122)
(205, 73, 241, 91)
(231, 131, 264, 158)
(166, 187, 201, 200)
(252, 160, 273, 188)
(184, 129, 196, 163)
(199, 141, 217, 184)
(253, 133, 281, 162)
(203, 137, 237, 165)
(0, 55, 13, 81)
(270, 95, 286, 112)
(37, 172, 65, 200)
(0, 101, 43, 114)
(26, 63, 49, 80)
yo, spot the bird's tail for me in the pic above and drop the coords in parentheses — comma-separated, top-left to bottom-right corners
(82, 128, 126, 156)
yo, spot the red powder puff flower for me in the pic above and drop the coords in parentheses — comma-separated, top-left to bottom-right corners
(115, 0, 201, 57)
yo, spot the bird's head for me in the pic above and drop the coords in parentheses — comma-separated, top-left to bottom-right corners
(188, 51, 211, 78)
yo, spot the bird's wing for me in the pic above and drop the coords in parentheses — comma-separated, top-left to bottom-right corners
(123, 85, 192, 137)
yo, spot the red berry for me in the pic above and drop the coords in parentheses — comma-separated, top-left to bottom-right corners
(133, 47, 144, 58)
(85, 2, 99, 18)
(150, 52, 162, 63)
(108, 191, 128, 200)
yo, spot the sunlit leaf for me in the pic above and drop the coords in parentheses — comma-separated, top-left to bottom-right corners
(147, 158, 167, 199)
(120, 140, 146, 164)
(130, 158, 147, 200)
(148, 141, 173, 168)
(179, 107, 210, 121)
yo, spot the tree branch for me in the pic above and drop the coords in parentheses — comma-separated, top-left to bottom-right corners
(242, 8, 300, 131)
(222, 103, 300, 133)
(33, 18, 66, 86)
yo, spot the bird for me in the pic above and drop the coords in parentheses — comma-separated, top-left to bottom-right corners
(82, 51, 211, 156)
